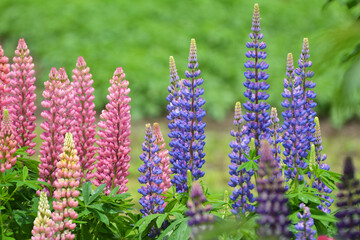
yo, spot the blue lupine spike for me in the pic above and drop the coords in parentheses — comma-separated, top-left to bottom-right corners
(295, 203, 317, 240)
(269, 107, 281, 166)
(243, 3, 271, 153)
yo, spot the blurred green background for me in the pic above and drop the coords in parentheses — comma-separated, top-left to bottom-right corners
(1, 0, 360, 200)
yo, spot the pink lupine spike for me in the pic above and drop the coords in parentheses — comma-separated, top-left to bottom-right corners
(0, 109, 17, 172)
(9, 38, 37, 156)
(0, 46, 11, 130)
(58, 68, 75, 133)
(94, 67, 131, 194)
(31, 191, 55, 240)
(52, 133, 80, 240)
(71, 57, 96, 181)
(40, 68, 73, 194)
(153, 122, 171, 194)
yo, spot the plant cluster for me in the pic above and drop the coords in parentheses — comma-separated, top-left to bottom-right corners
(0, 3, 359, 240)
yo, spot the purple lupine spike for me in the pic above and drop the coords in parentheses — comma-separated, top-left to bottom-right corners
(0, 46, 11, 130)
(295, 203, 317, 240)
(270, 107, 281, 165)
(243, 3, 271, 153)
(280, 53, 308, 181)
(228, 101, 255, 215)
(295, 38, 317, 150)
(39, 68, 70, 194)
(0, 109, 17, 172)
(9, 38, 37, 156)
(311, 117, 333, 213)
(95, 67, 131, 194)
(138, 124, 164, 216)
(171, 38, 206, 192)
(31, 191, 55, 240)
(256, 141, 291, 239)
(153, 122, 171, 195)
(71, 57, 97, 181)
(335, 157, 360, 239)
(186, 182, 214, 239)
(52, 133, 80, 240)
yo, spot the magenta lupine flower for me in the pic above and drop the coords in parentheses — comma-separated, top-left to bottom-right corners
(52, 133, 80, 240)
(0, 109, 17, 172)
(95, 67, 131, 194)
(153, 122, 171, 195)
(0, 46, 11, 130)
(9, 38, 37, 156)
(31, 191, 55, 240)
(39, 68, 71, 194)
(71, 57, 96, 181)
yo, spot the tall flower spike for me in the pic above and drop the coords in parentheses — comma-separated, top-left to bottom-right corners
(171, 38, 206, 192)
(58, 68, 75, 133)
(153, 122, 171, 195)
(256, 141, 291, 239)
(95, 67, 131, 194)
(71, 57, 97, 181)
(9, 38, 37, 156)
(280, 53, 308, 181)
(295, 203, 317, 240)
(0, 109, 17, 172)
(52, 133, 80, 240)
(243, 3, 271, 153)
(228, 101, 255, 214)
(336, 157, 360, 239)
(138, 124, 164, 216)
(295, 38, 317, 150)
(186, 182, 214, 239)
(270, 107, 281, 165)
(39, 68, 70, 194)
(0, 46, 11, 130)
(31, 191, 55, 240)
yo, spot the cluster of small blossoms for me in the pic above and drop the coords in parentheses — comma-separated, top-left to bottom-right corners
(31, 191, 55, 240)
(169, 39, 206, 192)
(186, 182, 214, 239)
(71, 57, 97, 181)
(58, 68, 75, 133)
(52, 133, 80, 240)
(280, 53, 307, 181)
(228, 102, 255, 214)
(336, 157, 360, 239)
(295, 203, 316, 240)
(0, 109, 17, 172)
(39, 68, 72, 194)
(9, 38, 37, 156)
(256, 141, 291, 239)
(138, 124, 164, 216)
(269, 107, 281, 165)
(95, 67, 131, 194)
(0, 46, 11, 128)
(153, 122, 171, 195)
(243, 3, 270, 152)
(295, 38, 316, 150)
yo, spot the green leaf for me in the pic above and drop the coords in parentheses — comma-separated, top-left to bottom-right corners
(164, 199, 178, 212)
(89, 208, 110, 225)
(82, 181, 92, 206)
(22, 166, 28, 180)
(169, 218, 190, 240)
(157, 218, 185, 240)
(89, 183, 106, 204)
(156, 213, 168, 228)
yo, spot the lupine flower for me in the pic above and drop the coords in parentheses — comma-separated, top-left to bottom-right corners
(9, 38, 37, 156)
(280, 53, 307, 181)
(0, 46, 11, 130)
(228, 102, 255, 214)
(295, 203, 317, 240)
(138, 124, 164, 216)
(295, 38, 316, 150)
(39, 68, 71, 194)
(153, 122, 171, 195)
(270, 107, 281, 165)
(243, 3, 271, 153)
(256, 141, 291, 239)
(0, 109, 17, 172)
(186, 182, 214, 239)
(314, 117, 327, 164)
(52, 132, 80, 240)
(58, 68, 75, 133)
(171, 38, 206, 192)
(336, 157, 360, 240)
(71, 57, 96, 181)
(95, 67, 131, 194)
(31, 191, 55, 240)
